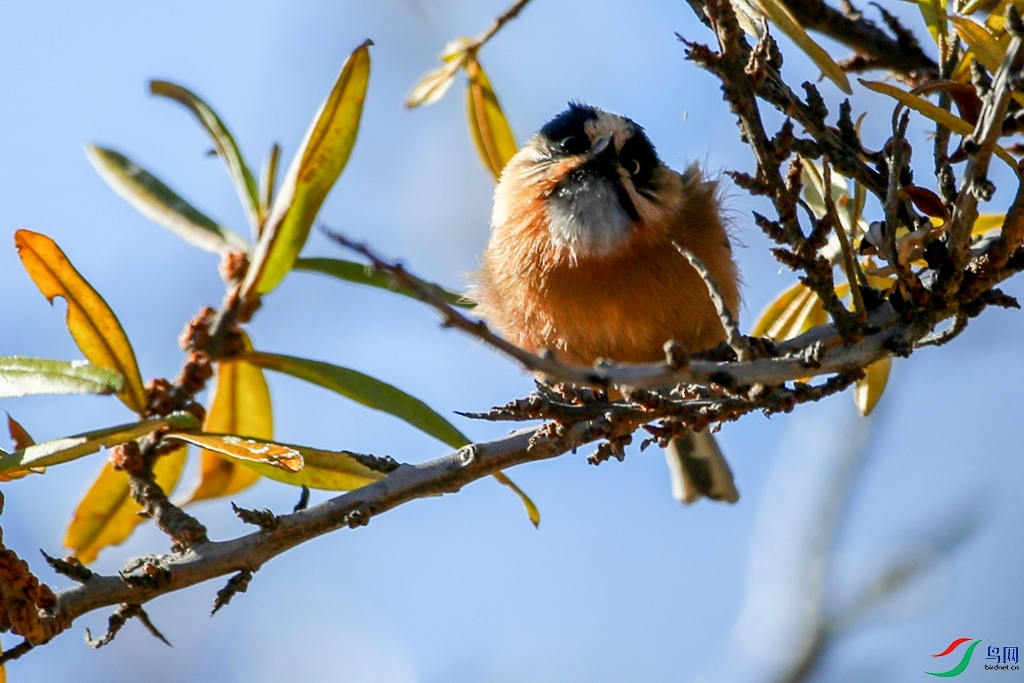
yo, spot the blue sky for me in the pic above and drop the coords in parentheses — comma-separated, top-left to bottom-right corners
(0, 1, 1021, 681)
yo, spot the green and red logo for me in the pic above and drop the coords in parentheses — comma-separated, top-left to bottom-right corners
(925, 638, 982, 677)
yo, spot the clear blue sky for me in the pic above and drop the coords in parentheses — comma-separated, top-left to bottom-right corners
(0, 1, 1020, 681)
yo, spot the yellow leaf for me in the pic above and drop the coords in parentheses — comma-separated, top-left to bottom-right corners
(858, 79, 1019, 171)
(972, 212, 1005, 235)
(64, 445, 188, 564)
(243, 40, 372, 297)
(166, 433, 384, 490)
(951, 16, 1004, 73)
(751, 280, 810, 338)
(492, 471, 540, 527)
(182, 333, 270, 504)
(751, 0, 853, 94)
(14, 230, 147, 414)
(465, 57, 518, 180)
(854, 357, 892, 416)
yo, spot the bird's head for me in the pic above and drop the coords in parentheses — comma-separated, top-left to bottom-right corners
(493, 102, 688, 262)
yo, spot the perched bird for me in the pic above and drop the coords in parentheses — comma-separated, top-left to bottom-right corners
(471, 102, 741, 504)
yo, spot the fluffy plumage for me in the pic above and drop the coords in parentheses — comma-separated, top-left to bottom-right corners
(471, 103, 741, 504)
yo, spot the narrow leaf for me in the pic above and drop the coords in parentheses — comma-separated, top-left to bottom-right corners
(243, 351, 468, 448)
(182, 333, 270, 504)
(916, 0, 947, 43)
(167, 433, 385, 490)
(0, 356, 123, 399)
(859, 79, 1019, 170)
(14, 230, 148, 413)
(64, 445, 187, 564)
(492, 471, 540, 527)
(6, 414, 34, 451)
(293, 257, 472, 308)
(86, 146, 248, 254)
(0, 413, 196, 475)
(150, 80, 261, 230)
(243, 40, 372, 297)
(950, 16, 1003, 73)
(752, 0, 852, 93)
(854, 357, 892, 416)
(465, 58, 518, 180)
(259, 143, 282, 235)
(405, 58, 464, 108)
(750, 280, 813, 339)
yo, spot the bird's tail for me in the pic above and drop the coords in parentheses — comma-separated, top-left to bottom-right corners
(665, 431, 739, 504)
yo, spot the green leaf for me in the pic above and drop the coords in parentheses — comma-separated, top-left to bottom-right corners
(166, 432, 387, 490)
(259, 143, 282, 235)
(0, 412, 198, 475)
(916, 0, 947, 44)
(150, 80, 261, 231)
(293, 257, 472, 308)
(0, 356, 124, 399)
(243, 351, 468, 448)
(86, 146, 248, 254)
(243, 40, 372, 297)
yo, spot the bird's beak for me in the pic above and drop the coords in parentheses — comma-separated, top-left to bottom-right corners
(589, 134, 616, 162)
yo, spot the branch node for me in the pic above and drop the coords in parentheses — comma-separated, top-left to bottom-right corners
(40, 550, 93, 584)
(211, 570, 254, 616)
(231, 503, 278, 530)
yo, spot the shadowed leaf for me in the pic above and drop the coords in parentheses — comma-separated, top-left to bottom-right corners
(167, 433, 385, 490)
(65, 445, 188, 564)
(465, 57, 518, 180)
(244, 40, 372, 297)
(0, 414, 37, 482)
(293, 257, 471, 308)
(150, 80, 261, 230)
(0, 356, 123, 399)
(14, 230, 148, 414)
(951, 16, 1005, 74)
(86, 146, 248, 254)
(182, 333, 269, 504)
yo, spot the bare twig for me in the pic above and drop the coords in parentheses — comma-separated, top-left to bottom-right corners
(673, 242, 753, 361)
(473, 0, 534, 48)
(822, 159, 867, 325)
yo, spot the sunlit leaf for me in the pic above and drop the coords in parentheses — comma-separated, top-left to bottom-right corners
(750, 280, 813, 339)
(405, 59, 465, 109)
(64, 445, 187, 564)
(293, 257, 472, 308)
(242, 350, 540, 525)
(85, 146, 248, 255)
(182, 333, 269, 504)
(14, 230, 148, 414)
(465, 57, 518, 180)
(0, 356, 123, 399)
(0, 413, 196, 476)
(751, 0, 853, 93)
(243, 40, 372, 297)
(150, 80, 261, 230)
(243, 351, 468, 448)
(492, 471, 540, 527)
(855, 357, 892, 416)
(167, 433, 385, 490)
(972, 213, 1006, 235)
(950, 16, 1005, 73)
(858, 79, 1019, 171)
(730, 0, 768, 37)
(258, 143, 282, 235)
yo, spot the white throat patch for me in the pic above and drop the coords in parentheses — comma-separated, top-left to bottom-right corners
(546, 175, 632, 261)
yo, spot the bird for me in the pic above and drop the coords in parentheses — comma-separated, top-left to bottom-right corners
(470, 102, 741, 504)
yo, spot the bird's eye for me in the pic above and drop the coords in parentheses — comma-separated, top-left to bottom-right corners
(559, 135, 589, 155)
(626, 158, 641, 176)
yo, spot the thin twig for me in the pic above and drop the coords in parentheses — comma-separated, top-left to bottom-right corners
(673, 242, 752, 361)
(822, 159, 867, 326)
(916, 313, 968, 347)
(473, 0, 533, 49)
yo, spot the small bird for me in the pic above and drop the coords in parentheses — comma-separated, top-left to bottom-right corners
(471, 102, 741, 504)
